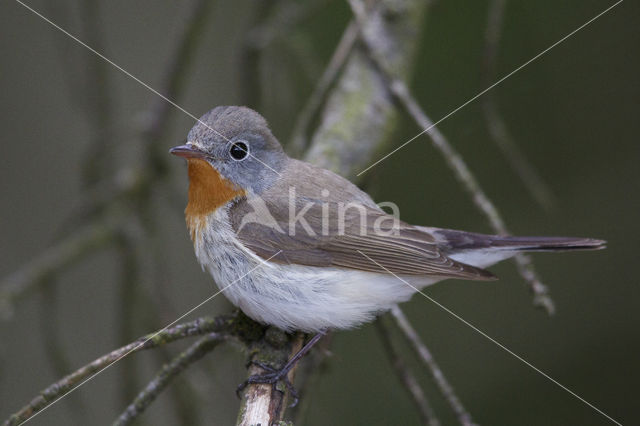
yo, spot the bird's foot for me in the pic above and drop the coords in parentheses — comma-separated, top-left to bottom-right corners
(236, 361, 299, 406)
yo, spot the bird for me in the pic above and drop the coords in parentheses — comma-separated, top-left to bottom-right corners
(170, 105, 605, 391)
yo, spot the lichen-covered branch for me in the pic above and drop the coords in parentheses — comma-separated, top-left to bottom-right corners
(236, 330, 304, 426)
(2, 315, 235, 426)
(304, 0, 430, 177)
(113, 332, 227, 426)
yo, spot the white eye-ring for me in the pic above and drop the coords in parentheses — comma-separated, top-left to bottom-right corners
(229, 141, 249, 161)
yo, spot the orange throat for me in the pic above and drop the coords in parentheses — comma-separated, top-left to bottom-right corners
(184, 159, 245, 240)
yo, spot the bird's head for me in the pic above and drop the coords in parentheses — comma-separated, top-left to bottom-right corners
(170, 106, 286, 196)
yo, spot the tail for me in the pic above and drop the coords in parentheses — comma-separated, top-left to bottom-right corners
(428, 228, 606, 269)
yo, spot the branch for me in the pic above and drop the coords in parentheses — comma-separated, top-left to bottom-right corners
(349, 0, 555, 314)
(376, 317, 440, 426)
(113, 332, 226, 426)
(3, 316, 235, 426)
(236, 330, 304, 426)
(481, 0, 554, 210)
(304, 0, 430, 177)
(390, 306, 474, 426)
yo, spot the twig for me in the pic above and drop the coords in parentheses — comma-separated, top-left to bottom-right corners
(390, 306, 474, 426)
(112, 332, 226, 426)
(376, 317, 440, 426)
(2, 315, 235, 426)
(289, 20, 359, 155)
(482, 0, 554, 210)
(349, 0, 555, 314)
(391, 78, 554, 313)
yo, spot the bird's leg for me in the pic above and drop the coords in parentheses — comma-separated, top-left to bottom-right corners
(236, 330, 327, 405)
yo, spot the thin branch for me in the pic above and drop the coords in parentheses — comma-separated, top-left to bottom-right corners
(112, 332, 226, 426)
(391, 78, 554, 313)
(289, 20, 359, 155)
(482, 0, 554, 210)
(376, 317, 440, 426)
(3, 316, 235, 426)
(349, 0, 555, 313)
(390, 306, 474, 426)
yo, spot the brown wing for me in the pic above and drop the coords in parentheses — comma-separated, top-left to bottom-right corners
(229, 195, 495, 281)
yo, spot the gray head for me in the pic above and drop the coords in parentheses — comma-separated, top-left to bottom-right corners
(170, 106, 288, 194)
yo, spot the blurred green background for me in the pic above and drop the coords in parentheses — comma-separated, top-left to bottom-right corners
(1, 0, 638, 424)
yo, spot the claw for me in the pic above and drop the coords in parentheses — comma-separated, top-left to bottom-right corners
(236, 362, 299, 405)
(235, 331, 327, 406)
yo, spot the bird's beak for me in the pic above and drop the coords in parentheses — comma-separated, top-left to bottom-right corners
(169, 144, 208, 159)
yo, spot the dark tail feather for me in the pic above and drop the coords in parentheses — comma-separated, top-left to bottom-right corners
(481, 235, 606, 251)
(433, 228, 607, 252)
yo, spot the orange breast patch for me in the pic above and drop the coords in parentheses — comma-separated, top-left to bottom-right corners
(185, 159, 245, 240)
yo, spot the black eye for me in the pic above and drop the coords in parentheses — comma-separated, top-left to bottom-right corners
(229, 141, 249, 161)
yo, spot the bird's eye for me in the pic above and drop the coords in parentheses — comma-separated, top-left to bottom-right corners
(229, 141, 249, 161)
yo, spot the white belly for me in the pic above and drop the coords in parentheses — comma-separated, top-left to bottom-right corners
(192, 207, 435, 332)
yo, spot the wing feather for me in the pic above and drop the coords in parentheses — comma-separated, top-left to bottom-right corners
(229, 194, 494, 281)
